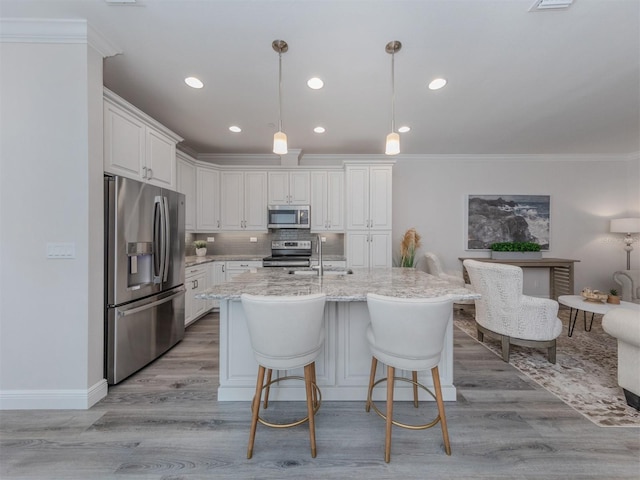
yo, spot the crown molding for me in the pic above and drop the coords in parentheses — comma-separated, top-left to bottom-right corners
(0, 18, 121, 57)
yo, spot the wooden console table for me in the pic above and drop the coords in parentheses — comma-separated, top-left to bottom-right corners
(459, 257, 580, 300)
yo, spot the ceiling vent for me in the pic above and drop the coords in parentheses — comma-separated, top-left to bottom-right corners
(529, 0, 574, 11)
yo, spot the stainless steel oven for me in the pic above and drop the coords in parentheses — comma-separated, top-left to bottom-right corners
(262, 240, 311, 267)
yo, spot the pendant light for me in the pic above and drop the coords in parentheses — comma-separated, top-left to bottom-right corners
(272, 39, 288, 155)
(385, 40, 401, 156)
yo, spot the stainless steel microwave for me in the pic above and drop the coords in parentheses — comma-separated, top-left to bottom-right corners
(267, 205, 310, 229)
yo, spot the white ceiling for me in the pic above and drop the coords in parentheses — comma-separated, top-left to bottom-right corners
(2, 0, 639, 156)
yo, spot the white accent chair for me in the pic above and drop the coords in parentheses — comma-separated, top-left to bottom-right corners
(463, 259, 562, 363)
(602, 308, 640, 410)
(422, 252, 474, 307)
(365, 293, 454, 463)
(613, 270, 640, 304)
(241, 293, 327, 459)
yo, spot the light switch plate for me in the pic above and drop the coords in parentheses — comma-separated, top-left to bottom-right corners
(207, 237, 215, 242)
(250, 237, 258, 243)
(46, 242, 76, 259)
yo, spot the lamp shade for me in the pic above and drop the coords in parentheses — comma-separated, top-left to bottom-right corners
(385, 132, 400, 155)
(273, 131, 287, 155)
(610, 217, 640, 234)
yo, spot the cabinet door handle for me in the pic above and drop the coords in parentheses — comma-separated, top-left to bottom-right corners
(194, 279, 198, 288)
(222, 265, 225, 272)
(217, 220, 220, 228)
(142, 166, 148, 179)
(147, 168, 153, 180)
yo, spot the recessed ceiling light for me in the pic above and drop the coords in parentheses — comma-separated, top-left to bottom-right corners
(184, 76, 204, 89)
(428, 78, 447, 90)
(307, 77, 324, 90)
(398, 126, 411, 133)
(314, 126, 326, 134)
(229, 125, 242, 133)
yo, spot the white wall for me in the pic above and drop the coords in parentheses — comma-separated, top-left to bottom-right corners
(0, 31, 106, 408)
(392, 155, 640, 296)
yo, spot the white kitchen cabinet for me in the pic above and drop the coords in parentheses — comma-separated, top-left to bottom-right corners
(103, 89, 182, 189)
(225, 261, 262, 281)
(220, 171, 267, 231)
(176, 152, 196, 231)
(310, 260, 346, 268)
(346, 231, 392, 268)
(208, 261, 226, 310)
(268, 171, 310, 205)
(310, 170, 344, 232)
(196, 165, 220, 231)
(185, 265, 208, 326)
(345, 164, 392, 230)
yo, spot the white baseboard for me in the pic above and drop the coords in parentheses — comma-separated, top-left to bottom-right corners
(0, 379, 108, 410)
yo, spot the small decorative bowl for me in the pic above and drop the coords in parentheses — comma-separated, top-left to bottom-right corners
(581, 289, 608, 303)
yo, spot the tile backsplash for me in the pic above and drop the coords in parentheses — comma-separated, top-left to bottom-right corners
(185, 231, 344, 257)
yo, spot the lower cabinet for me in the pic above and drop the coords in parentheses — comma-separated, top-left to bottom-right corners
(346, 231, 392, 268)
(185, 265, 208, 327)
(209, 262, 226, 310)
(310, 260, 346, 268)
(225, 261, 262, 281)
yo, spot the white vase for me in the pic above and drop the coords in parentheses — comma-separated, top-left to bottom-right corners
(195, 248, 207, 257)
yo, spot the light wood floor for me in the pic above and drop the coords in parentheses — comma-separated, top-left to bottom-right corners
(2, 311, 639, 479)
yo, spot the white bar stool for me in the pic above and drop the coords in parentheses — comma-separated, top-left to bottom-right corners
(365, 293, 453, 463)
(240, 293, 327, 459)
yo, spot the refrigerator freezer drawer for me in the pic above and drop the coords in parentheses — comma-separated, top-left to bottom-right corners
(107, 287, 185, 384)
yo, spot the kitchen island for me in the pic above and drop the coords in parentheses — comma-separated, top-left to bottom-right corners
(198, 267, 479, 402)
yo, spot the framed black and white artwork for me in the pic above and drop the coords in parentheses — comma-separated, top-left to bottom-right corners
(465, 194, 550, 250)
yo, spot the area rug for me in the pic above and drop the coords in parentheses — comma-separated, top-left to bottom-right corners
(454, 308, 640, 427)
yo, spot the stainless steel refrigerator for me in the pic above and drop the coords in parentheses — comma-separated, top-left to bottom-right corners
(104, 175, 185, 384)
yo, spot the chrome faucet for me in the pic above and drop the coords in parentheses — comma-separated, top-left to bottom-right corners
(317, 234, 324, 277)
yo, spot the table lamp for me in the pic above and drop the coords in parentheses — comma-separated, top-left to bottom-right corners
(610, 217, 640, 270)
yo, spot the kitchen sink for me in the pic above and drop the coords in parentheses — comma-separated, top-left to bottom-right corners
(288, 268, 353, 276)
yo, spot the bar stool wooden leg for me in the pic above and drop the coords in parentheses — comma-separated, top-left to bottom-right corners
(304, 363, 317, 458)
(365, 357, 378, 412)
(412, 370, 419, 408)
(247, 365, 266, 459)
(431, 366, 451, 455)
(311, 363, 319, 409)
(263, 369, 272, 409)
(385, 365, 395, 463)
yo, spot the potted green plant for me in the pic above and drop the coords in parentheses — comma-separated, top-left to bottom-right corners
(194, 240, 208, 257)
(607, 289, 621, 305)
(490, 241, 542, 260)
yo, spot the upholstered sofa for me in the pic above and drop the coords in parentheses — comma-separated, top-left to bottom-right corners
(602, 308, 640, 410)
(613, 270, 640, 303)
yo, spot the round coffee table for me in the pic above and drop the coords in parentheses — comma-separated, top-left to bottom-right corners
(558, 295, 640, 337)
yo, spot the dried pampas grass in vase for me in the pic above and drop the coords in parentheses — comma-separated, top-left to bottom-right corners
(400, 228, 422, 267)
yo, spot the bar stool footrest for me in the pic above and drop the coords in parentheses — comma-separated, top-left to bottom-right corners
(367, 376, 441, 430)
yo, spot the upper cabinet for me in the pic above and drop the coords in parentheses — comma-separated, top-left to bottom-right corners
(310, 170, 344, 232)
(345, 164, 393, 230)
(176, 151, 196, 231)
(196, 165, 220, 232)
(268, 171, 310, 205)
(220, 171, 267, 231)
(103, 88, 182, 189)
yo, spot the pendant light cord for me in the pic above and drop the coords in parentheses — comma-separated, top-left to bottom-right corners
(278, 50, 283, 133)
(390, 51, 395, 133)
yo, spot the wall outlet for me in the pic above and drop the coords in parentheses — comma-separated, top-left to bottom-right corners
(321, 237, 326, 242)
(207, 237, 215, 242)
(250, 237, 258, 243)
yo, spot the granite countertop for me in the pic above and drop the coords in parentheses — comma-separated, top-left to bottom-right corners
(197, 267, 480, 302)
